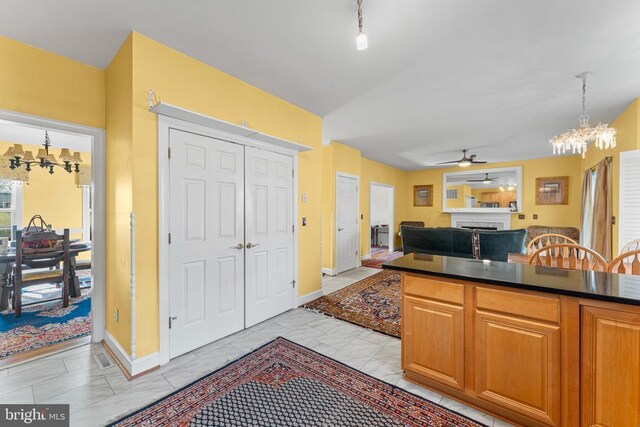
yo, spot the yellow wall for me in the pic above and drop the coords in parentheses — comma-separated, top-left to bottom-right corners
(321, 141, 408, 269)
(582, 98, 640, 255)
(113, 33, 322, 356)
(321, 142, 362, 269)
(406, 156, 584, 230)
(361, 157, 407, 255)
(0, 36, 105, 129)
(0, 141, 90, 231)
(105, 35, 134, 351)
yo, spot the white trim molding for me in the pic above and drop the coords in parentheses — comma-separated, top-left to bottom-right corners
(0, 108, 106, 344)
(104, 331, 159, 377)
(156, 113, 304, 366)
(297, 289, 324, 306)
(321, 267, 337, 276)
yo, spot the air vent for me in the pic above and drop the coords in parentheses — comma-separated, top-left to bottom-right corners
(92, 351, 115, 370)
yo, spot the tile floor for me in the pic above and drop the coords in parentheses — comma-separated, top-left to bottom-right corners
(0, 267, 513, 427)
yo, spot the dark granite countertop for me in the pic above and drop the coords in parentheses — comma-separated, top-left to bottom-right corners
(383, 253, 640, 306)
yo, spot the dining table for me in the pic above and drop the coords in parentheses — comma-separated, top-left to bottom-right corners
(0, 242, 92, 311)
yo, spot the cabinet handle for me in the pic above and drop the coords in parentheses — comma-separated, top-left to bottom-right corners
(338, 228, 344, 231)
(246, 242, 260, 249)
(230, 243, 244, 250)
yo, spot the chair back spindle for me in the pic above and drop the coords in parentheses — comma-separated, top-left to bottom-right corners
(608, 250, 640, 276)
(529, 243, 608, 272)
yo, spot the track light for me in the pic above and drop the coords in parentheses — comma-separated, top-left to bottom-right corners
(356, 0, 368, 50)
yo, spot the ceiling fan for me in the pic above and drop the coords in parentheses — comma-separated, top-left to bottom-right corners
(436, 149, 487, 167)
(467, 173, 497, 184)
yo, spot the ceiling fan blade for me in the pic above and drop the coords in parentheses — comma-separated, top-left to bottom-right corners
(470, 161, 487, 164)
(469, 154, 477, 161)
(436, 160, 461, 165)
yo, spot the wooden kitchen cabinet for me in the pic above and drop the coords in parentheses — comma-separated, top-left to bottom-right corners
(402, 275, 465, 390)
(475, 310, 560, 425)
(403, 295, 465, 390)
(581, 305, 640, 427)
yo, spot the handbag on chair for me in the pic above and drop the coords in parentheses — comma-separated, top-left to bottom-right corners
(22, 215, 61, 253)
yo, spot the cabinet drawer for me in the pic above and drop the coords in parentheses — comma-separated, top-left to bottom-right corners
(404, 274, 464, 304)
(476, 287, 559, 323)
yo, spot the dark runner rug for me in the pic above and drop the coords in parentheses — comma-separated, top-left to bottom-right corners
(110, 338, 486, 427)
(304, 270, 401, 337)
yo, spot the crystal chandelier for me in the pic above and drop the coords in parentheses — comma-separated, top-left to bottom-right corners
(3, 130, 83, 175)
(549, 72, 616, 158)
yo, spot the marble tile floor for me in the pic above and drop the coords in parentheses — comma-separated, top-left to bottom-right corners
(0, 267, 514, 427)
(321, 265, 380, 295)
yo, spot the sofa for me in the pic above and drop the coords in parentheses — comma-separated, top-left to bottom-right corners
(525, 225, 580, 246)
(400, 226, 527, 262)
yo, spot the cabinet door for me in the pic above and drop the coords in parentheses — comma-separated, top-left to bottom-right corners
(403, 295, 464, 390)
(581, 306, 640, 427)
(475, 311, 560, 425)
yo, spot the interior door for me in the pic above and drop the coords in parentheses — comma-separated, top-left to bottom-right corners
(245, 146, 294, 327)
(168, 129, 245, 358)
(336, 174, 359, 273)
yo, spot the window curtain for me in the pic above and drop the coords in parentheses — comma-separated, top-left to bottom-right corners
(591, 159, 612, 260)
(580, 169, 593, 249)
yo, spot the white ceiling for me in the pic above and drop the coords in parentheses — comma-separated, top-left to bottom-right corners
(1, 0, 639, 170)
(0, 121, 92, 153)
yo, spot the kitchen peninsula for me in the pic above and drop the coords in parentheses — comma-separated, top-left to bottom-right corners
(383, 254, 640, 427)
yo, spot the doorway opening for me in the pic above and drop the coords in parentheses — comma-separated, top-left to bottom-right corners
(0, 110, 105, 368)
(368, 183, 394, 258)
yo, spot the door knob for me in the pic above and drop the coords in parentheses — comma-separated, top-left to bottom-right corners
(246, 242, 260, 249)
(338, 228, 344, 231)
(230, 243, 244, 250)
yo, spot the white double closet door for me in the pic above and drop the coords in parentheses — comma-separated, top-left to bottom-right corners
(168, 129, 294, 358)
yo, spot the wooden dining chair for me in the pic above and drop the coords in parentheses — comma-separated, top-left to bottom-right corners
(13, 229, 70, 317)
(527, 234, 579, 255)
(529, 243, 608, 272)
(608, 249, 640, 275)
(620, 239, 640, 255)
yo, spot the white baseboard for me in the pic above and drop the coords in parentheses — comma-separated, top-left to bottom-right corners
(104, 330, 160, 377)
(321, 268, 337, 276)
(298, 289, 324, 306)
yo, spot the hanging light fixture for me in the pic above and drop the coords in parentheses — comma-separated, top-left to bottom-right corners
(356, 0, 368, 50)
(3, 130, 83, 175)
(549, 72, 616, 158)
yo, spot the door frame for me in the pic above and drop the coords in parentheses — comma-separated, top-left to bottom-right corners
(158, 115, 300, 365)
(368, 182, 395, 258)
(0, 108, 106, 343)
(335, 171, 360, 274)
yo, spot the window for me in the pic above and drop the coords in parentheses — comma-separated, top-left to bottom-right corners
(0, 180, 22, 240)
(447, 189, 458, 200)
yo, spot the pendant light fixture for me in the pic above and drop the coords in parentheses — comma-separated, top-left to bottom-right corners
(3, 130, 83, 175)
(356, 0, 368, 50)
(549, 72, 616, 158)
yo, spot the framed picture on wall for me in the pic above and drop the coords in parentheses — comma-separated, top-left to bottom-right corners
(536, 176, 569, 205)
(413, 185, 433, 207)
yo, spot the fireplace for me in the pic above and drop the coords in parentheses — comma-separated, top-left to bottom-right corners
(449, 212, 512, 230)
(460, 225, 499, 231)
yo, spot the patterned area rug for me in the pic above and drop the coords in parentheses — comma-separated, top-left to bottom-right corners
(362, 250, 404, 269)
(305, 270, 401, 337)
(0, 292, 91, 359)
(110, 338, 485, 427)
